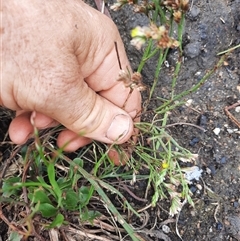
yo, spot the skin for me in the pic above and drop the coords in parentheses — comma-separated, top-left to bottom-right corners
(1, 0, 141, 165)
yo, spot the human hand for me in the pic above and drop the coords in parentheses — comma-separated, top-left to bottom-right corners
(1, 0, 141, 164)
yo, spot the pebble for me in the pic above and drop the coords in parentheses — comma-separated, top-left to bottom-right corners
(220, 156, 227, 164)
(199, 24, 208, 40)
(196, 183, 202, 190)
(162, 224, 170, 234)
(208, 164, 216, 175)
(237, 23, 240, 31)
(227, 128, 238, 134)
(216, 221, 223, 230)
(198, 114, 207, 129)
(184, 42, 201, 58)
(233, 201, 239, 208)
(213, 127, 221, 135)
(235, 106, 240, 112)
(185, 99, 193, 107)
(178, 106, 185, 113)
(188, 6, 201, 20)
(206, 167, 212, 175)
(190, 185, 197, 193)
(189, 137, 200, 146)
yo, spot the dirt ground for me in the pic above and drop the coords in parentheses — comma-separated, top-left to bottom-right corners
(1, 0, 240, 241)
(109, 0, 240, 240)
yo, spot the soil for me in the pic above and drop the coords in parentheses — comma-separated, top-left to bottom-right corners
(108, 0, 240, 240)
(1, 0, 240, 241)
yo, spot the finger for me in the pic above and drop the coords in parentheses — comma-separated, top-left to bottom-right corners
(107, 123, 139, 166)
(57, 129, 92, 152)
(31, 112, 93, 151)
(9, 111, 33, 144)
(74, 4, 141, 115)
(32, 112, 59, 129)
(9, 110, 59, 144)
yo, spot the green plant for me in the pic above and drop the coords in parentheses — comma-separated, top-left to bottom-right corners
(1, 148, 100, 228)
(109, 0, 228, 217)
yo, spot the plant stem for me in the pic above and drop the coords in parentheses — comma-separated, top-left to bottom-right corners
(137, 39, 154, 73)
(217, 43, 240, 55)
(171, 13, 185, 97)
(156, 53, 227, 113)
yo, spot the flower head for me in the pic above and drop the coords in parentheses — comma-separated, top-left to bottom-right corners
(131, 24, 179, 50)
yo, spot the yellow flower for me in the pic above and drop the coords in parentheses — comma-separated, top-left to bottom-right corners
(162, 162, 169, 169)
(131, 26, 148, 50)
(131, 26, 146, 38)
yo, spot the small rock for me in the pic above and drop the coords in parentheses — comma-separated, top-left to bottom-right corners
(178, 106, 185, 113)
(237, 23, 240, 31)
(190, 210, 196, 216)
(196, 183, 202, 190)
(190, 185, 197, 193)
(227, 128, 238, 134)
(189, 137, 200, 147)
(206, 167, 212, 175)
(184, 42, 201, 58)
(185, 99, 193, 107)
(235, 106, 240, 113)
(220, 156, 227, 164)
(164, 60, 170, 67)
(216, 221, 223, 230)
(162, 224, 170, 234)
(213, 127, 221, 135)
(188, 6, 201, 20)
(198, 114, 207, 128)
(208, 164, 216, 175)
(233, 201, 239, 208)
(195, 71, 201, 76)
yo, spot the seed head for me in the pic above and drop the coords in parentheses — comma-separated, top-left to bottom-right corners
(173, 10, 182, 23)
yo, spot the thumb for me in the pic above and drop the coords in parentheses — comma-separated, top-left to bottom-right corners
(50, 79, 133, 145)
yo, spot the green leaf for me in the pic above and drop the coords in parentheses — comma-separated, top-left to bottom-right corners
(38, 203, 58, 218)
(57, 177, 72, 190)
(72, 173, 81, 188)
(2, 177, 21, 197)
(62, 189, 78, 211)
(80, 209, 100, 223)
(8, 231, 23, 241)
(73, 158, 84, 167)
(36, 176, 48, 185)
(47, 162, 62, 206)
(29, 188, 52, 204)
(48, 213, 64, 228)
(78, 186, 91, 207)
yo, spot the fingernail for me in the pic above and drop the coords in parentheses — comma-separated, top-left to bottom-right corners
(106, 114, 131, 141)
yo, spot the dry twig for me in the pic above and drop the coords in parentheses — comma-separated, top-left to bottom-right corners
(224, 100, 240, 128)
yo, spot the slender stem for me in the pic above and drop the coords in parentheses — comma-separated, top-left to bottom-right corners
(177, 13, 185, 55)
(137, 39, 153, 73)
(155, 0, 167, 24)
(171, 13, 185, 97)
(217, 43, 240, 55)
(171, 59, 181, 98)
(149, 50, 163, 99)
(156, 54, 227, 112)
(152, 0, 160, 22)
(149, 46, 170, 100)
